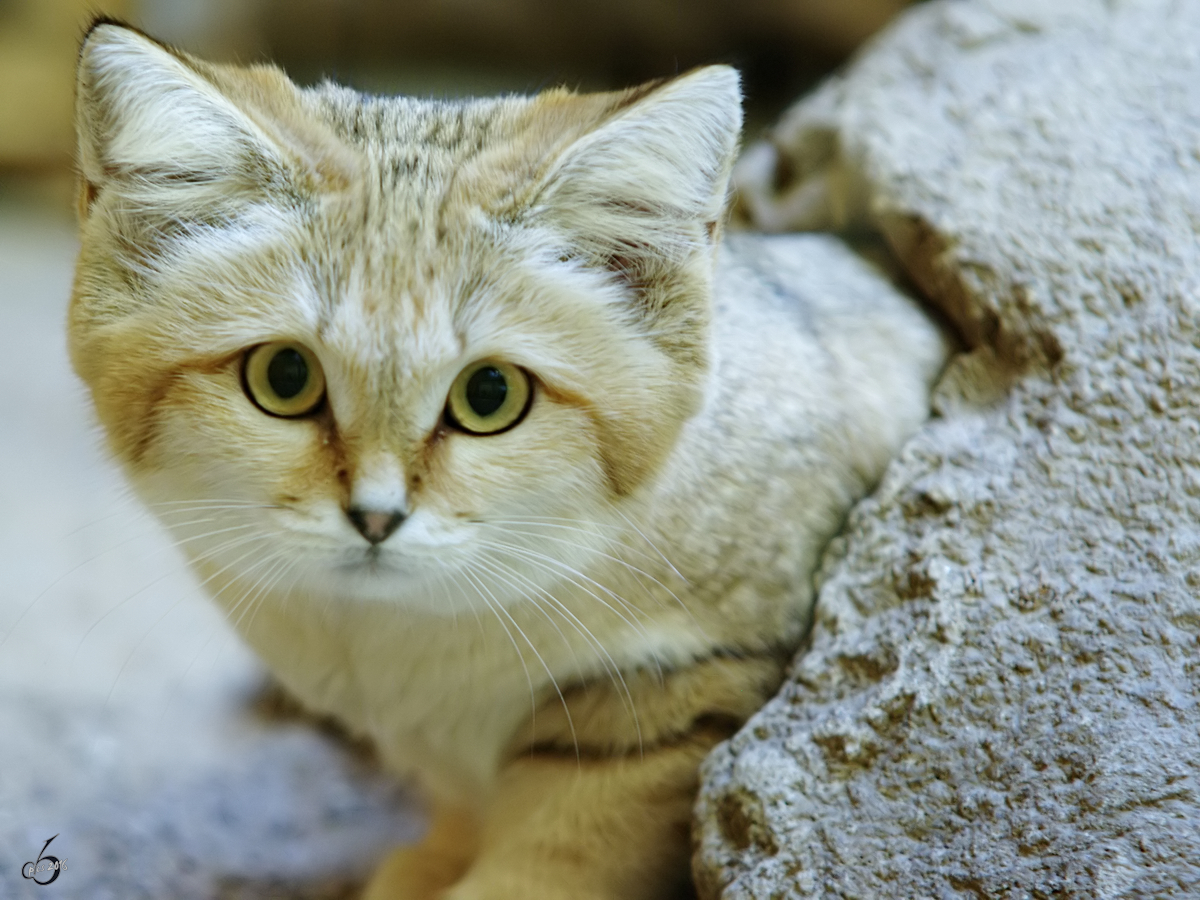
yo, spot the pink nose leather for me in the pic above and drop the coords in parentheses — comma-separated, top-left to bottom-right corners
(347, 508, 405, 545)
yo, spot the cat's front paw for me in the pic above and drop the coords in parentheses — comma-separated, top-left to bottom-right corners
(361, 845, 468, 900)
(441, 878, 610, 900)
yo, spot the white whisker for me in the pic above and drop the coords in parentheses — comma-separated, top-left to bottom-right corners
(612, 507, 688, 585)
(475, 550, 644, 753)
(484, 521, 684, 610)
(484, 517, 669, 570)
(103, 533, 276, 708)
(460, 563, 580, 761)
(457, 565, 539, 727)
(471, 554, 586, 675)
(474, 537, 651, 634)
(158, 548, 291, 722)
(70, 526, 265, 664)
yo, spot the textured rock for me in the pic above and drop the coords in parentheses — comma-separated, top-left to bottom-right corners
(696, 1, 1200, 897)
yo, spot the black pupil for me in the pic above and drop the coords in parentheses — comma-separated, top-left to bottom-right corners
(267, 348, 309, 400)
(466, 367, 508, 417)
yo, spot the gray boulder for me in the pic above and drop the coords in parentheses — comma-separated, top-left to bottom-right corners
(695, 1, 1200, 897)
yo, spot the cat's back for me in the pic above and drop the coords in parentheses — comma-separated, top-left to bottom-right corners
(644, 232, 948, 632)
(710, 231, 948, 473)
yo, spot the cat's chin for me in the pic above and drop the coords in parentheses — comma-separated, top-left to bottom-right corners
(302, 552, 520, 615)
(332, 554, 406, 583)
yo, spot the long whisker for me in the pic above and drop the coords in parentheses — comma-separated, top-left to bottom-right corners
(612, 507, 688, 584)
(147, 498, 273, 508)
(97, 514, 286, 658)
(103, 534, 276, 708)
(470, 555, 586, 675)
(226, 553, 291, 634)
(476, 550, 642, 683)
(484, 522, 684, 609)
(476, 550, 643, 753)
(491, 519, 706, 642)
(62, 497, 152, 539)
(459, 566, 538, 724)
(69, 525, 264, 663)
(475, 537, 651, 633)
(460, 563, 579, 761)
(231, 551, 303, 645)
(452, 566, 539, 729)
(483, 517, 671, 571)
(489, 497, 685, 590)
(1, 514, 221, 651)
(157, 548, 291, 722)
(202, 548, 311, 683)
(439, 568, 485, 637)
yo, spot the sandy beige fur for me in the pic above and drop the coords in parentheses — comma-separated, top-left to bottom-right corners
(70, 21, 949, 899)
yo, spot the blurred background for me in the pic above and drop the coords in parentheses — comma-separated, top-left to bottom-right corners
(0, 1, 916, 896)
(0, 0, 918, 206)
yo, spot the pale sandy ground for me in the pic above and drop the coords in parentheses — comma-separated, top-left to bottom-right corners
(0, 199, 421, 899)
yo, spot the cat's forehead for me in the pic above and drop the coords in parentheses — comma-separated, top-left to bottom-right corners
(305, 88, 543, 214)
(297, 193, 508, 371)
(311, 257, 465, 376)
(285, 92, 578, 363)
(300, 85, 616, 232)
(308, 89, 520, 160)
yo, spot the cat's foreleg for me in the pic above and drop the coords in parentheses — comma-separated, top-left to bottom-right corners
(364, 655, 782, 900)
(361, 737, 713, 900)
(362, 806, 479, 900)
(438, 730, 721, 900)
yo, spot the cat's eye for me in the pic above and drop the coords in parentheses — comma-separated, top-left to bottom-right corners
(243, 341, 326, 418)
(445, 360, 531, 435)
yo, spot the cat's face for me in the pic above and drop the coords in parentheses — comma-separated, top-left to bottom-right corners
(69, 24, 740, 613)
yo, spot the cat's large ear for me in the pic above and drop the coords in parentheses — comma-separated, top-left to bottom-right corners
(74, 20, 351, 223)
(530, 66, 742, 276)
(523, 69, 741, 495)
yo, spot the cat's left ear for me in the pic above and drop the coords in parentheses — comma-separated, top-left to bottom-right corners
(531, 66, 743, 270)
(74, 20, 352, 222)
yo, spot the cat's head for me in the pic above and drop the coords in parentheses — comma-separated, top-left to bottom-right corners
(69, 21, 741, 612)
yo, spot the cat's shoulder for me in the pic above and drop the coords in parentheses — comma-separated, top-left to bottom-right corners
(718, 232, 911, 317)
(714, 231, 949, 367)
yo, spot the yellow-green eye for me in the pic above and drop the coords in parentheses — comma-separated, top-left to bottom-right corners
(243, 341, 326, 417)
(445, 360, 531, 435)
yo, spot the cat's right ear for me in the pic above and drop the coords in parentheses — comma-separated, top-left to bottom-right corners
(74, 21, 351, 222)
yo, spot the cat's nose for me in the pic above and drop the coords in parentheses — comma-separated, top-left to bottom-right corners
(347, 507, 406, 545)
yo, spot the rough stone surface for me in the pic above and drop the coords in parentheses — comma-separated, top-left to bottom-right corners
(696, 1, 1200, 897)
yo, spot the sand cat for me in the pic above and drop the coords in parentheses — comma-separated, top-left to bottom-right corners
(69, 20, 947, 899)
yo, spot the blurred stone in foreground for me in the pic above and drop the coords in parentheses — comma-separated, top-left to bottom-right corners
(699, 0, 1200, 896)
